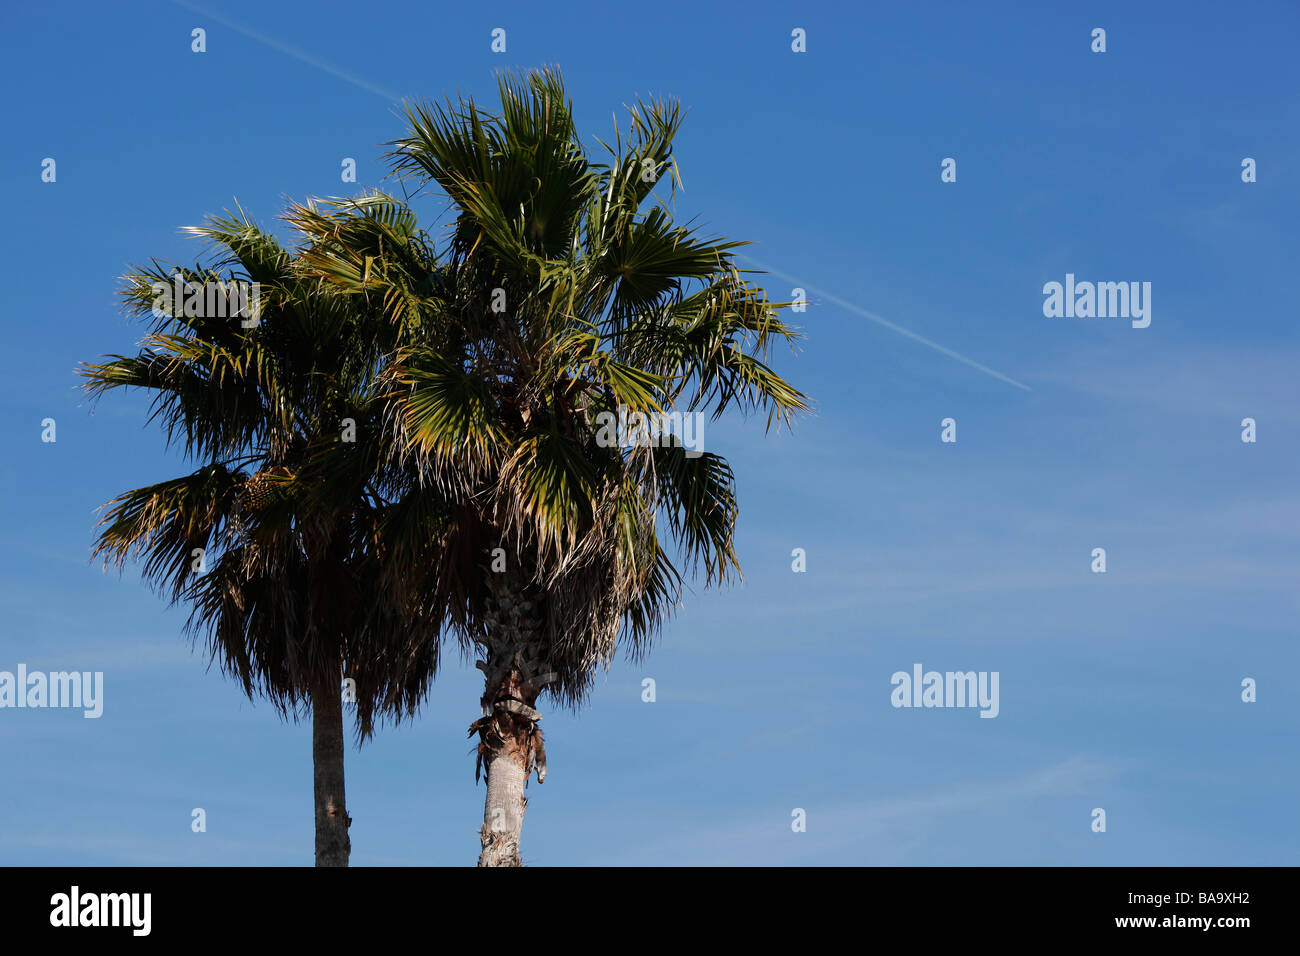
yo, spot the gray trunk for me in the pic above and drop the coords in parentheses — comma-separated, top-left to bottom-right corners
(478, 743, 528, 867)
(312, 680, 351, 867)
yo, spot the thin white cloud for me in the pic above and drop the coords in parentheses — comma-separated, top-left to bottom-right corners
(594, 755, 1113, 865)
(1033, 341, 1300, 420)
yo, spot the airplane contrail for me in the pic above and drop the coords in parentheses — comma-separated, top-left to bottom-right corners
(739, 254, 1032, 392)
(161, 6, 1027, 393)
(169, 0, 402, 102)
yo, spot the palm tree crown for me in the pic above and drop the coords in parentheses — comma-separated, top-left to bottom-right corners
(296, 67, 810, 863)
(303, 68, 809, 693)
(82, 205, 447, 864)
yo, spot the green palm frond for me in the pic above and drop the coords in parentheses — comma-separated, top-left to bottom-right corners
(85, 201, 459, 737)
(93, 464, 247, 600)
(340, 67, 811, 708)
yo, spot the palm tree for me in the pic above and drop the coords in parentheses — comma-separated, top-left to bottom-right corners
(81, 204, 441, 865)
(299, 68, 810, 865)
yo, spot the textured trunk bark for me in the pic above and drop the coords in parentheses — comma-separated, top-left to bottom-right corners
(474, 573, 552, 867)
(478, 736, 529, 867)
(312, 680, 351, 867)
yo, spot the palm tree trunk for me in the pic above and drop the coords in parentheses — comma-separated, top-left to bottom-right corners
(474, 576, 550, 867)
(478, 715, 531, 867)
(312, 679, 351, 867)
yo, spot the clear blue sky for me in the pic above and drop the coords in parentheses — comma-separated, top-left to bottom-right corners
(2, 0, 1297, 865)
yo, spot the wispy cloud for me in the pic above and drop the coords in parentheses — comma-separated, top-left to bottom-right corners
(1033, 342, 1300, 420)
(595, 756, 1113, 865)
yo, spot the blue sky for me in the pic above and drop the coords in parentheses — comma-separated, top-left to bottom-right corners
(2, 0, 1298, 865)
